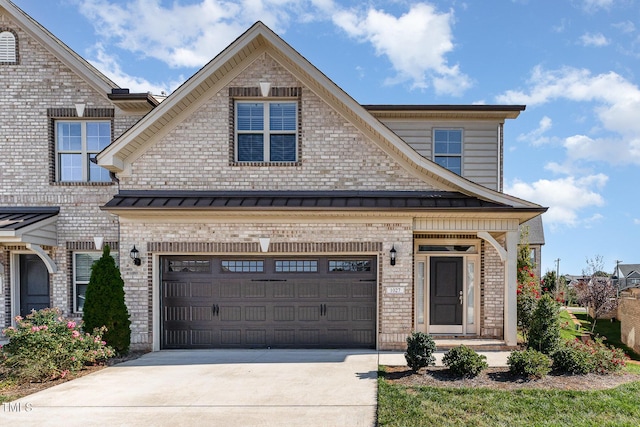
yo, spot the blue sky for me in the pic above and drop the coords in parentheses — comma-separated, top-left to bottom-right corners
(12, 0, 640, 276)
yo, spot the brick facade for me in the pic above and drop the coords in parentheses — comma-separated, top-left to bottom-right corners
(1, 10, 525, 352)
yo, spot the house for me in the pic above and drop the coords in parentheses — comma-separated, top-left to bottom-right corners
(0, 0, 546, 351)
(519, 216, 545, 279)
(614, 264, 640, 292)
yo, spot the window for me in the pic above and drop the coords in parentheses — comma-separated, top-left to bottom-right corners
(275, 260, 318, 272)
(221, 260, 264, 272)
(433, 129, 462, 175)
(329, 260, 372, 272)
(56, 121, 111, 182)
(73, 252, 117, 312)
(0, 31, 16, 63)
(235, 101, 297, 162)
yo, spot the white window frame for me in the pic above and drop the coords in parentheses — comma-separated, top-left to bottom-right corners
(73, 251, 118, 313)
(433, 128, 463, 175)
(235, 100, 298, 163)
(55, 120, 112, 182)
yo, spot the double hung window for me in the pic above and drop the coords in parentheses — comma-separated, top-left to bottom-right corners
(56, 121, 111, 182)
(235, 101, 297, 162)
(433, 129, 462, 175)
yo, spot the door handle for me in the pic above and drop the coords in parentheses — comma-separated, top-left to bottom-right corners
(320, 304, 327, 316)
(459, 291, 463, 305)
(212, 304, 219, 316)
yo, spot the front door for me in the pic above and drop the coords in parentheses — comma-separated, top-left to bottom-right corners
(19, 254, 50, 317)
(429, 257, 463, 333)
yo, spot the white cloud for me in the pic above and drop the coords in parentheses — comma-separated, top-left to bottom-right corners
(505, 174, 608, 228)
(634, 218, 640, 225)
(332, 3, 471, 95)
(77, 0, 298, 68)
(89, 44, 182, 94)
(517, 115, 552, 146)
(581, 0, 613, 12)
(497, 66, 640, 165)
(579, 32, 609, 47)
(613, 21, 636, 34)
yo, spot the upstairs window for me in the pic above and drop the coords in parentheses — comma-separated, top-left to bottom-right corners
(433, 129, 462, 175)
(0, 31, 17, 63)
(235, 101, 297, 162)
(56, 121, 111, 182)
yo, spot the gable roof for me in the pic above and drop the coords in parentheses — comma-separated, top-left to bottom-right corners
(619, 264, 640, 278)
(1, 0, 119, 97)
(97, 21, 544, 215)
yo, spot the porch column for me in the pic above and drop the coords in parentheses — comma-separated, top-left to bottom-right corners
(504, 230, 519, 346)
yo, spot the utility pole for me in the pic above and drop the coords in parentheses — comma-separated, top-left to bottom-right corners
(555, 258, 561, 304)
(615, 259, 623, 297)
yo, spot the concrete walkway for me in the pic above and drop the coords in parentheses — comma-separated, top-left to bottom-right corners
(0, 348, 512, 426)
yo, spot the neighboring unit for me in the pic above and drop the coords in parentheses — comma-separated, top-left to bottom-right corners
(614, 264, 640, 292)
(0, 0, 545, 351)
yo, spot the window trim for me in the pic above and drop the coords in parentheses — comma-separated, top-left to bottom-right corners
(0, 29, 18, 65)
(229, 87, 302, 166)
(432, 128, 463, 175)
(48, 108, 115, 185)
(234, 100, 298, 163)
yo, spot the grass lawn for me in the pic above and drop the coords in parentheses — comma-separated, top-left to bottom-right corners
(378, 367, 640, 427)
(573, 312, 640, 361)
(558, 309, 585, 341)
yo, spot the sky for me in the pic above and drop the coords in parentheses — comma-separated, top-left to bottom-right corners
(11, 0, 640, 276)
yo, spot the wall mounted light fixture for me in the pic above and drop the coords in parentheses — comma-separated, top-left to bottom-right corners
(130, 245, 141, 266)
(390, 245, 397, 266)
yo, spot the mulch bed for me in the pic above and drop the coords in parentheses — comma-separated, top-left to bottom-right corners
(383, 365, 640, 391)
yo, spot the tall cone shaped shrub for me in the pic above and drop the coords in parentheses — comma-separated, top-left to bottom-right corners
(82, 245, 131, 354)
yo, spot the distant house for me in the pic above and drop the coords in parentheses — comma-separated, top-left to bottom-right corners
(614, 264, 640, 291)
(519, 216, 545, 279)
(0, 0, 546, 351)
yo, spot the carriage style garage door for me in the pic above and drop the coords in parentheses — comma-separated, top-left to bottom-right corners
(161, 256, 377, 349)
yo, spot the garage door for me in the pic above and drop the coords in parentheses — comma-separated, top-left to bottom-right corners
(161, 256, 377, 349)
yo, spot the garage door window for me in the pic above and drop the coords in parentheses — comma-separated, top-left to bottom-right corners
(167, 259, 211, 272)
(222, 260, 264, 272)
(275, 260, 318, 272)
(329, 260, 372, 272)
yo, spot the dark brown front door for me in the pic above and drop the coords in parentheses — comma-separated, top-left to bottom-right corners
(20, 254, 50, 317)
(161, 256, 377, 349)
(429, 257, 463, 326)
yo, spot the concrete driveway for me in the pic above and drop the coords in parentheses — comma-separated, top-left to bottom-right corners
(0, 350, 378, 427)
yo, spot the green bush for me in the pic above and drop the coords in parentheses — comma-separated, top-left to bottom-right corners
(442, 345, 488, 378)
(552, 338, 628, 374)
(507, 348, 552, 379)
(528, 294, 561, 354)
(83, 245, 131, 354)
(404, 332, 436, 372)
(1, 308, 115, 382)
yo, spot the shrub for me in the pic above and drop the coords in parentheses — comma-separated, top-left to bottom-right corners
(552, 338, 627, 374)
(528, 294, 561, 354)
(405, 332, 436, 372)
(508, 349, 552, 379)
(1, 308, 115, 382)
(83, 245, 131, 354)
(442, 345, 488, 378)
(517, 266, 541, 344)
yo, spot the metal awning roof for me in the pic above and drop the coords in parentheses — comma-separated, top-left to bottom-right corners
(102, 190, 540, 212)
(0, 207, 59, 246)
